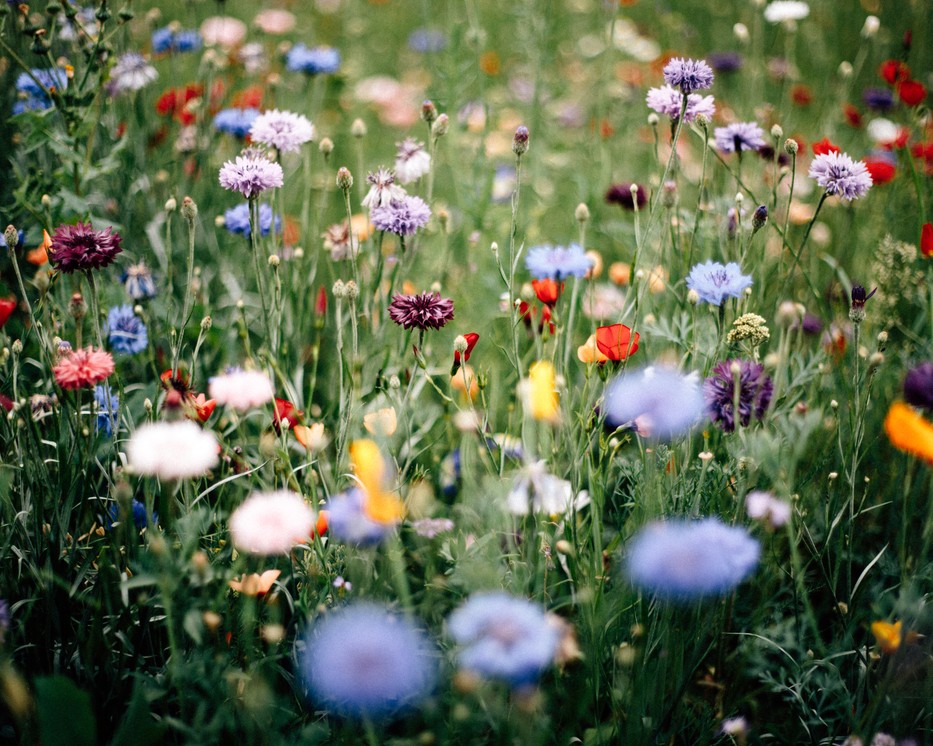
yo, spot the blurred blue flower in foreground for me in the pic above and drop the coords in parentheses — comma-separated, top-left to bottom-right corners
(213, 108, 260, 138)
(603, 366, 706, 440)
(299, 604, 437, 718)
(121, 262, 157, 300)
(525, 244, 593, 281)
(408, 28, 447, 53)
(223, 203, 280, 238)
(686, 260, 752, 306)
(626, 518, 760, 601)
(107, 305, 148, 355)
(448, 592, 559, 687)
(324, 488, 394, 546)
(14, 68, 68, 113)
(94, 385, 119, 436)
(286, 44, 341, 75)
(151, 26, 202, 54)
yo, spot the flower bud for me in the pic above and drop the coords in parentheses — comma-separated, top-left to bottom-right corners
(695, 112, 710, 128)
(770, 124, 783, 139)
(647, 112, 659, 127)
(200, 316, 212, 331)
(784, 138, 799, 155)
(332, 279, 346, 298)
(752, 204, 768, 232)
(181, 196, 198, 221)
(351, 118, 367, 138)
(69, 292, 87, 320)
(319, 137, 334, 156)
(838, 61, 853, 78)
(453, 335, 468, 354)
(512, 125, 529, 156)
(687, 288, 700, 305)
(575, 203, 590, 223)
(421, 100, 437, 124)
(733, 22, 749, 43)
(164, 197, 177, 212)
(861, 15, 879, 38)
(345, 280, 359, 300)
(268, 254, 280, 267)
(3, 225, 19, 250)
(336, 167, 353, 191)
(431, 113, 449, 138)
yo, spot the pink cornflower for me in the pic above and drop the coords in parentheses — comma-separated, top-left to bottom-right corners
(53, 346, 115, 390)
(219, 149, 284, 199)
(208, 368, 274, 411)
(229, 490, 316, 555)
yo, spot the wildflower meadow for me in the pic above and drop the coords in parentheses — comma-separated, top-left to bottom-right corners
(2, 0, 933, 743)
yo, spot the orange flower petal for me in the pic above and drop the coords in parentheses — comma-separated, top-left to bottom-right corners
(884, 401, 933, 463)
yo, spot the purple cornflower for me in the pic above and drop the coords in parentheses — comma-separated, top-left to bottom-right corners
(808, 151, 873, 201)
(904, 362, 933, 412)
(285, 44, 341, 74)
(219, 150, 284, 199)
(707, 52, 744, 73)
(525, 244, 593, 280)
(646, 85, 716, 122)
(714, 122, 766, 153)
(213, 108, 260, 138)
(108, 53, 158, 94)
(605, 183, 648, 210)
(299, 604, 437, 719)
(249, 109, 315, 153)
(448, 592, 559, 687)
(107, 305, 148, 355)
(704, 359, 774, 432)
(361, 167, 406, 209)
(603, 366, 706, 441)
(223, 203, 280, 237)
(370, 195, 431, 236)
(151, 26, 202, 54)
(388, 292, 454, 331)
(49, 222, 123, 273)
(626, 518, 760, 601)
(662, 57, 714, 95)
(686, 260, 752, 306)
(863, 87, 895, 111)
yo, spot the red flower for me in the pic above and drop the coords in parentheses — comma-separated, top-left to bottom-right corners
(595, 323, 640, 361)
(156, 84, 204, 125)
(879, 59, 910, 85)
(314, 286, 328, 317)
(791, 84, 812, 106)
(897, 80, 927, 107)
(189, 394, 216, 423)
(843, 104, 862, 128)
(53, 347, 115, 390)
(864, 158, 896, 184)
(0, 298, 16, 329)
(532, 278, 564, 307)
(451, 332, 480, 375)
(921, 223, 933, 259)
(811, 137, 840, 156)
(519, 302, 555, 336)
(273, 398, 304, 431)
(231, 85, 264, 110)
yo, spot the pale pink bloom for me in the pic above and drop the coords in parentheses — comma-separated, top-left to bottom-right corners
(745, 491, 792, 528)
(127, 421, 218, 480)
(253, 9, 296, 34)
(199, 16, 247, 49)
(394, 137, 431, 184)
(208, 368, 275, 411)
(229, 490, 316, 555)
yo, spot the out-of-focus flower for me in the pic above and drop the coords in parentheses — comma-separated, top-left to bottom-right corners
(362, 167, 407, 210)
(299, 604, 437, 718)
(645, 85, 716, 122)
(448, 592, 559, 687)
(451, 332, 480, 375)
(229, 490, 315, 555)
(686, 260, 752, 306)
(707, 52, 743, 73)
(213, 108, 260, 138)
(286, 44, 341, 75)
(411, 517, 454, 538)
(394, 138, 431, 184)
(363, 407, 398, 437)
(273, 398, 304, 431)
(604, 366, 705, 440)
(605, 183, 648, 210)
(904, 363, 933, 412)
(922, 223, 933, 258)
(662, 57, 714, 95)
(763, 1, 810, 23)
(53, 347, 115, 390)
(249, 109, 315, 153)
(521, 361, 560, 423)
(507, 461, 589, 516)
(199, 16, 247, 49)
(884, 401, 933, 463)
(532, 278, 564, 306)
(370, 196, 431, 236)
(388, 292, 454, 331)
(107, 305, 148, 355)
(94, 385, 119, 436)
(811, 137, 840, 156)
(870, 619, 919, 654)
(121, 262, 157, 300)
(525, 244, 593, 280)
(745, 491, 792, 528)
(864, 152, 896, 184)
(108, 53, 158, 94)
(324, 487, 394, 545)
(863, 87, 895, 112)
(219, 150, 284, 198)
(809, 151, 873, 201)
(127, 420, 219, 479)
(0, 298, 17, 329)
(582, 284, 627, 321)
(349, 439, 404, 523)
(151, 26, 202, 54)
(595, 323, 640, 361)
(223, 203, 281, 238)
(253, 9, 296, 34)
(208, 368, 274, 411)
(879, 59, 910, 85)
(294, 422, 327, 452)
(13, 68, 68, 113)
(897, 80, 927, 107)
(408, 28, 447, 53)
(49, 222, 123, 274)
(626, 518, 760, 601)
(578, 333, 610, 364)
(714, 122, 766, 153)
(229, 569, 281, 596)
(26, 229, 51, 265)
(704, 360, 774, 432)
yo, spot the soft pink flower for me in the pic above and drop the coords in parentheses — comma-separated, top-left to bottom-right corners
(208, 368, 274, 411)
(253, 9, 296, 34)
(229, 491, 316, 555)
(199, 16, 247, 49)
(53, 347, 115, 390)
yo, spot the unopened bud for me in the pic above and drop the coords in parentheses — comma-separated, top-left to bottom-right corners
(164, 197, 177, 212)
(861, 15, 879, 38)
(687, 289, 700, 305)
(575, 203, 590, 223)
(431, 113, 449, 138)
(512, 125, 529, 156)
(838, 61, 853, 79)
(319, 137, 334, 156)
(490, 241, 499, 255)
(200, 316, 212, 331)
(345, 280, 359, 300)
(647, 112, 659, 127)
(733, 22, 749, 43)
(3, 225, 19, 249)
(752, 204, 768, 232)
(336, 167, 353, 191)
(421, 100, 437, 124)
(770, 124, 783, 139)
(181, 196, 198, 221)
(332, 279, 346, 298)
(453, 335, 468, 353)
(784, 138, 799, 155)
(695, 112, 709, 128)
(69, 292, 87, 319)
(268, 254, 280, 267)
(11, 339, 23, 355)
(351, 118, 367, 138)
(41, 194, 51, 207)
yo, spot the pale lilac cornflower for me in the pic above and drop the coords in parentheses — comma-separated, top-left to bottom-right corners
(686, 260, 752, 306)
(626, 518, 761, 601)
(808, 151, 873, 201)
(448, 592, 559, 687)
(645, 85, 716, 123)
(249, 109, 315, 153)
(525, 244, 593, 280)
(763, 1, 810, 23)
(714, 122, 766, 153)
(662, 57, 714, 95)
(108, 52, 158, 94)
(299, 604, 437, 719)
(229, 490, 315, 555)
(370, 195, 431, 236)
(208, 368, 274, 411)
(127, 421, 219, 480)
(603, 366, 705, 441)
(219, 150, 283, 199)
(361, 167, 407, 209)
(394, 138, 431, 184)
(411, 517, 455, 538)
(745, 491, 792, 528)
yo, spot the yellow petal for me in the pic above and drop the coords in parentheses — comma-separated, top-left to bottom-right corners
(349, 439, 404, 523)
(871, 620, 902, 654)
(526, 361, 560, 423)
(884, 401, 933, 463)
(577, 333, 610, 364)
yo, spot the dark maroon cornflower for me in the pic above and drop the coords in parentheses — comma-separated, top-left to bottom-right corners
(904, 362, 933, 412)
(388, 292, 454, 331)
(605, 183, 648, 210)
(704, 360, 773, 432)
(756, 145, 790, 166)
(849, 283, 876, 322)
(49, 222, 123, 273)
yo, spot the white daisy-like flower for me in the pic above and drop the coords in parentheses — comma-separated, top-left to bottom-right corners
(361, 167, 407, 209)
(127, 421, 218, 480)
(394, 138, 431, 184)
(229, 490, 316, 555)
(208, 368, 275, 411)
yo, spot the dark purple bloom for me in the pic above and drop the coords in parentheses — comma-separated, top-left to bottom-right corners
(388, 292, 454, 331)
(663, 57, 714, 95)
(49, 222, 123, 273)
(862, 87, 895, 111)
(704, 359, 773, 432)
(904, 362, 933, 412)
(801, 313, 823, 335)
(370, 196, 431, 236)
(605, 182, 648, 210)
(707, 52, 744, 73)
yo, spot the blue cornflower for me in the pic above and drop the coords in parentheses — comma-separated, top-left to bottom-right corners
(707, 51, 743, 73)
(120, 262, 157, 300)
(686, 260, 752, 306)
(626, 518, 760, 602)
(604, 366, 706, 441)
(223, 203, 281, 237)
(448, 592, 559, 687)
(107, 305, 148, 355)
(151, 26, 202, 54)
(13, 68, 68, 113)
(662, 57, 714, 95)
(408, 28, 447, 53)
(286, 44, 341, 75)
(324, 488, 394, 546)
(862, 87, 895, 111)
(107, 498, 156, 530)
(213, 108, 260, 138)
(94, 384, 119, 436)
(299, 604, 437, 719)
(525, 244, 593, 280)
(370, 196, 431, 237)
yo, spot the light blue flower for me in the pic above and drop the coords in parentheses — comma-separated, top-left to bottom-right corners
(604, 366, 706, 441)
(626, 518, 760, 602)
(286, 44, 341, 75)
(686, 260, 752, 306)
(223, 203, 280, 237)
(299, 604, 437, 719)
(213, 108, 260, 138)
(151, 27, 202, 54)
(525, 244, 593, 281)
(94, 385, 119, 436)
(324, 488, 393, 546)
(107, 305, 148, 355)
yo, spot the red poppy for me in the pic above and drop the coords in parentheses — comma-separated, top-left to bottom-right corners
(921, 223, 933, 259)
(273, 398, 304, 432)
(532, 278, 564, 307)
(811, 137, 840, 156)
(0, 298, 17, 329)
(314, 286, 328, 317)
(791, 84, 812, 106)
(879, 59, 910, 85)
(0, 394, 13, 412)
(156, 84, 203, 125)
(189, 394, 216, 423)
(451, 332, 480, 376)
(231, 85, 264, 110)
(897, 80, 927, 107)
(595, 323, 640, 361)
(843, 104, 862, 128)
(864, 158, 896, 184)
(519, 302, 555, 336)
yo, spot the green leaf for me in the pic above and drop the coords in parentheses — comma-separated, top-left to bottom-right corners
(34, 675, 97, 746)
(111, 679, 165, 746)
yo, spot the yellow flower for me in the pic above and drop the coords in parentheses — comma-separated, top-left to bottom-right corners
(524, 361, 560, 423)
(870, 620, 920, 654)
(349, 439, 404, 523)
(884, 401, 933, 463)
(577, 333, 610, 364)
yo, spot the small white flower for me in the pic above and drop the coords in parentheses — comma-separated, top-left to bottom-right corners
(763, 1, 810, 23)
(394, 138, 431, 184)
(208, 368, 275, 411)
(127, 421, 218, 480)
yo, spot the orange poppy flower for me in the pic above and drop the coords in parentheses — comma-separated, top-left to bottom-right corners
(229, 569, 280, 597)
(595, 323, 640, 361)
(871, 619, 920, 654)
(884, 401, 933, 463)
(532, 279, 564, 307)
(26, 229, 52, 266)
